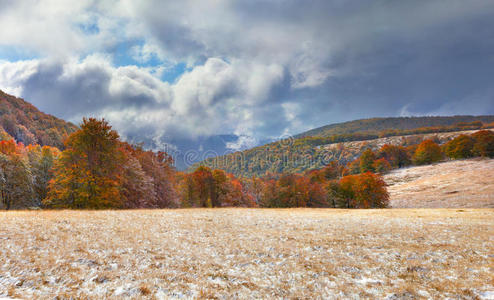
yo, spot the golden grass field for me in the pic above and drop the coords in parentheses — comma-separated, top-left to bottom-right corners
(1, 209, 493, 299)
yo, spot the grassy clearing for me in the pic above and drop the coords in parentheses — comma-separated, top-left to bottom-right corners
(0, 208, 493, 299)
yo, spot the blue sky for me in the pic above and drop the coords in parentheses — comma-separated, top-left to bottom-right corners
(1, 0, 494, 168)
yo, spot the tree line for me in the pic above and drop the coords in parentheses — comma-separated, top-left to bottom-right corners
(347, 130, 494, 175)
(0, 118, 390, 209)
(0, 118, 492, 210)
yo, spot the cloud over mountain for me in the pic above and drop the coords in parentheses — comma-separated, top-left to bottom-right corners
(1, 0, 494, 159)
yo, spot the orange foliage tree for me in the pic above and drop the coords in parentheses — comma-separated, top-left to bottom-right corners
(444, 134, 475, 159)
(471, 130, 494, 158)
(0, 140, 35, 209)
(44, 118, 125, 208)
(338, 172, 388, 208)
(412, 139, 443, 165)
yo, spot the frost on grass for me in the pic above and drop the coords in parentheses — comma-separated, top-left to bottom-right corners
(0, 208, 493, 299)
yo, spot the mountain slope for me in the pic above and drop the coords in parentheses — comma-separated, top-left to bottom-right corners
(385, 158, 494, 208)
(0, 90, 77, 148)
(192, 116, 494, 177)
(296, 115, 494, 138)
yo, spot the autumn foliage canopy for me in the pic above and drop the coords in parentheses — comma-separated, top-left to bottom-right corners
(1, 116, 493, 210)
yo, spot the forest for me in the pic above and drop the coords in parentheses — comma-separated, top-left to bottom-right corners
(0, 116, 493, 210)
(0, 90, 77, 149)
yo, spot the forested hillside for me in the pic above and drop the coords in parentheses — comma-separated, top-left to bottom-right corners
(192, 116, 494, 177)
(296, 116, 494, 138)
(0, 90, 77, 149)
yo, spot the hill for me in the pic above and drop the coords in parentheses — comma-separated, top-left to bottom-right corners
(320, 129, 493, 167)
(191, 116, 494, 177)
(385, 158, 494, 208)
(296, 115, 494, 138)
(0, 90, 77, 148)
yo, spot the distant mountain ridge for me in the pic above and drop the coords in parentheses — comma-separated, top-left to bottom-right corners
(296, 116, 494, 138)
(192, 115, 494, 177)
(0, 90, 78, 148)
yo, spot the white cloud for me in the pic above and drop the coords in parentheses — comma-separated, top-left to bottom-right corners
(1, 0, 494, 153)
(226, 135, 258, 151)
(0, 55, 287, 145)
(0, 59, 39, 97)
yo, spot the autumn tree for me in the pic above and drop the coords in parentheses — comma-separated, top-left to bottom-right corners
(412, 139, 443, 165)
(190, 166, 215, 207)
(0, 128, 13, 142)
(305, 169, 323, 184)
(26, 145, 59, 206)
(245, 176, 264, 206)
(307, 180, 330, 207)
(352, 172, 389, 208)
(178, 172, 198, 208)
(321, 161, 343, 180)
(120, 152, 156, 208)
(373, 158, 392, 174)
(259, 178, 279, 207)
(359, 149, 376, 173)
(377, 144, 411, 168)
(212, 169, 229, 206)
(275, 174, 310, 207)
(444, 135, 475, 159)
(471, 130, 494, 158)
(133, 147, 178, 208)
(0, 150, 35, 210)
(228, 175, 256, 207)
(338, 175, 357, 208)
(326, 180, 343, 208)
(337, 173, 388, 208)
(45, 118, 124, 209)
(347, 159, 361, 175)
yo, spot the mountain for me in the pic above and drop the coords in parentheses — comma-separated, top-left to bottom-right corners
(191, 115, 494, 177)
(296, 116, 494, 138)
(0, 90, 78, 148)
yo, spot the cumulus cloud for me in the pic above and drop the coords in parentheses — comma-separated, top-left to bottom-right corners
(0, 59, 39, 96)
(0, 55, 286, 145)
(1, 0, 494, 163)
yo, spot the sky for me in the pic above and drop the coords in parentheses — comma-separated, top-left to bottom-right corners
(1, 0, 494, 167)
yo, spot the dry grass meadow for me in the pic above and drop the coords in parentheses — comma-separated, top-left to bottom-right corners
(385, 158, 494, 208)
(1, 208, 493, 299)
